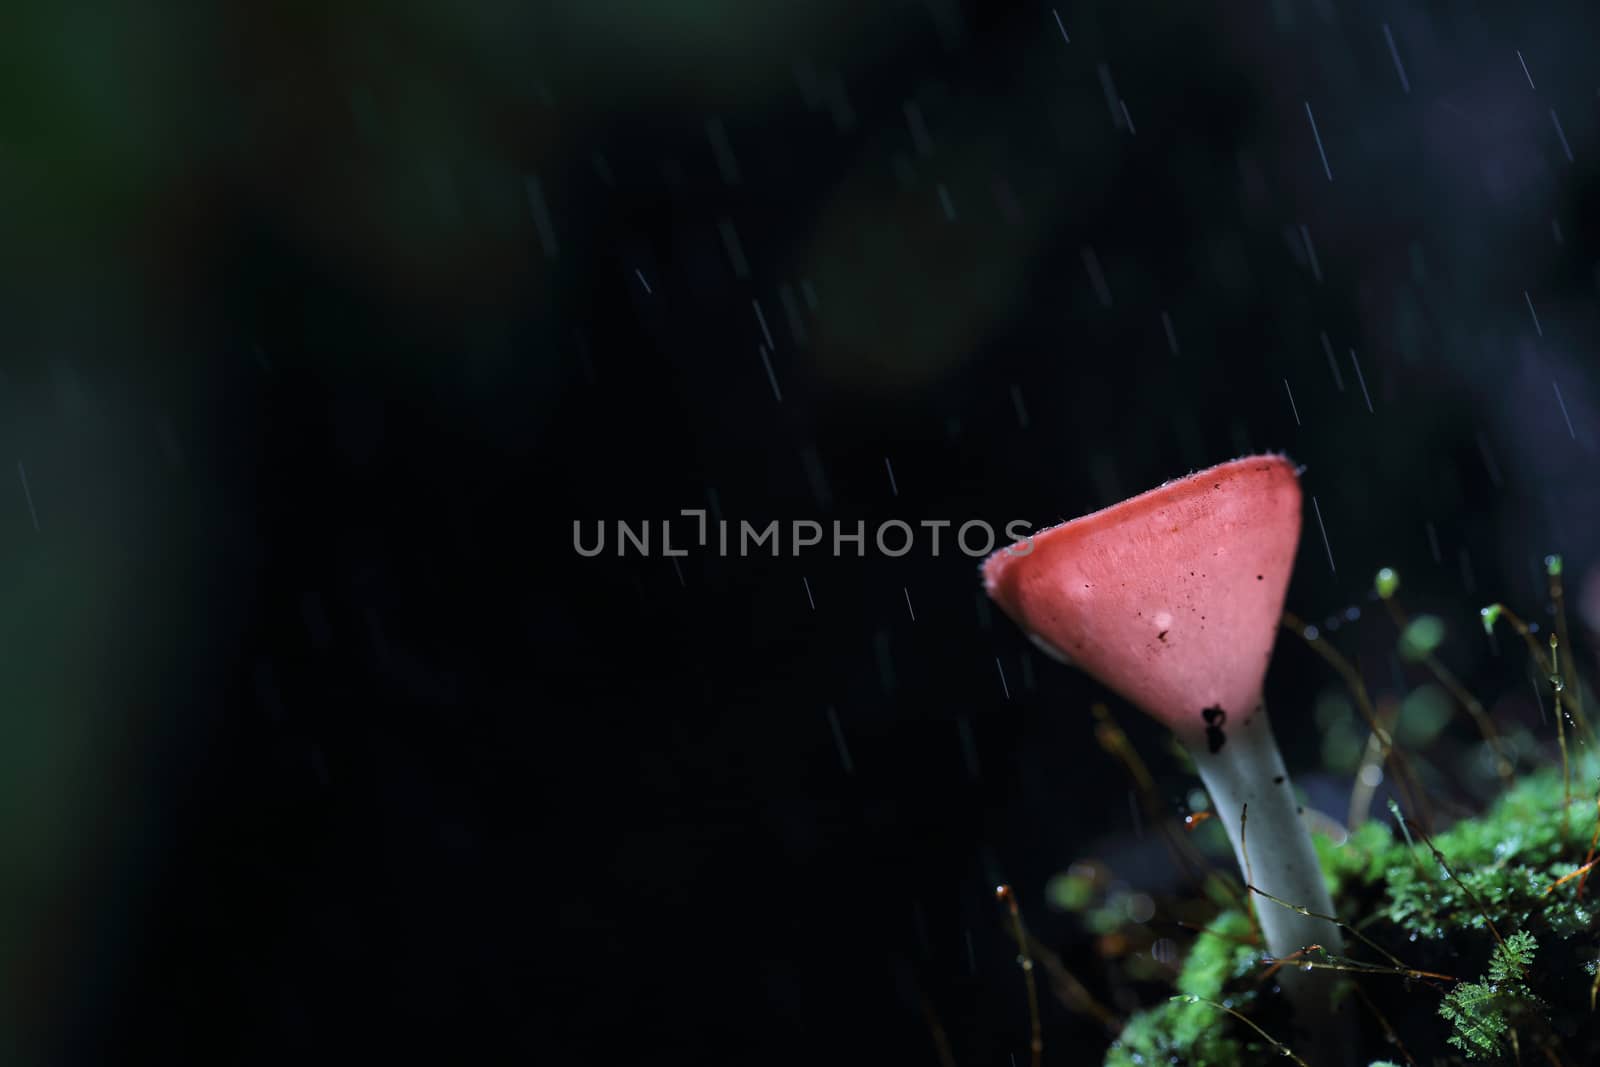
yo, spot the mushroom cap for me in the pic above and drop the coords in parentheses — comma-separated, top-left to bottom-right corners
(981, 454, 1302, 744)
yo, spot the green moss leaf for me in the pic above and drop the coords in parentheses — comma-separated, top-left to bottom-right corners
(1439, 932, 1540, 1059)
(1102, 910, 1257, 1067)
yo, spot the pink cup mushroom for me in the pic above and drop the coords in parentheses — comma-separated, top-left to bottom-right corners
(983, 454, 1343, 1036)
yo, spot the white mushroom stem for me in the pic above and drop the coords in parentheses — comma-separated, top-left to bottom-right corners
(1184, 707, 1348, 1063)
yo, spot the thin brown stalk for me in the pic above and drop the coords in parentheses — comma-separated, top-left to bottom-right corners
(1244, 880, 1453, 981)
(1577, 784, 1600, 899)
(1282, 612, 1431, 830)
(918, 990, 959, 1067)
(1549, 560, 1592, 741)
(1169, 995, 1308, 1066)
(1403, 817, 1503, 947)
(1091, 703, 1258, 934)
(1284, 957, 1457, 984)
(1239, 803, 1254, 891)
(1382, 597, 1514, 788)
(1545, 857, 1600, 896)
(1348, 981, 1419, 1067)
(1238, 801, 1444, 978)
(1494, 600, 1590, 744)
(996, 885, 1041, 1067)
(1024, 933, 1122, 1032)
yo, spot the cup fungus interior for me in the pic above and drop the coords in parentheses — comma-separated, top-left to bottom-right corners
(982, 454, 1302, 747)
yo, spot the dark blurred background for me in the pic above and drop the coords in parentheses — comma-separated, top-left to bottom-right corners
(4, 1, 1600, 1064)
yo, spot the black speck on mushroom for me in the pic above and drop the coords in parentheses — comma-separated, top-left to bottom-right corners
(1273, 776, 1285, 784)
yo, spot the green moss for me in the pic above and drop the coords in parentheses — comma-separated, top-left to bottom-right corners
(1104, 910, 1259, 1067)
(1398, 614, 1446, 662)
(1313, 818, 1395, 896)
(1438, 930, 1540, 1059)
(1047, 870, 1096, 911)
(1104, 761, 1600, 1066)
(1377, 766, 1600, 940)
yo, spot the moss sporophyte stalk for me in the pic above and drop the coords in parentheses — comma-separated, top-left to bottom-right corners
(977, 454, 1600, 1066)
